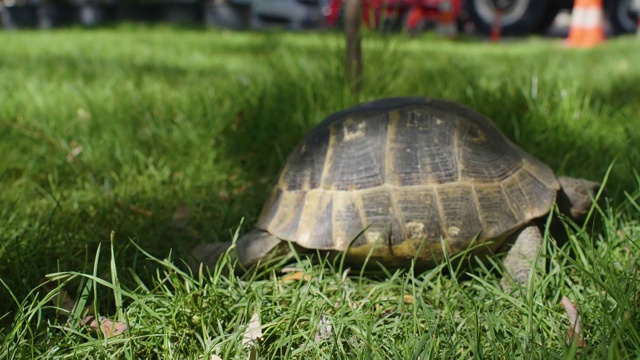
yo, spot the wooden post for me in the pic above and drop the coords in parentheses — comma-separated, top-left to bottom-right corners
(344, 0, 362, 93)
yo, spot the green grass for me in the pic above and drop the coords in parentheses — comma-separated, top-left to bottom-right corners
(1, 26, 639, 358)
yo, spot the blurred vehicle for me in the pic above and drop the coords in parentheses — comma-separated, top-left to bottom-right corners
(1, 0, 39, 28)
(76, 0, 116, 27)
(0, 0, 635, 34)
(0, 0, 115, 29)
(465, 0, 565, 36)
(466, 0, 637, 35)
(606, 0, 640, 34)
(203, 0, 325, 30)
(115, 0, 201, 24)
(250, 0, 327, 29)
(325, 0, 639, 35)
(203, 0, 251, 29)
(324, 0, 462, 31)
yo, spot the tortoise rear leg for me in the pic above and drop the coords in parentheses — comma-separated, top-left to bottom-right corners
(500, 225, 544, 291)
(191, 230, 288, 272)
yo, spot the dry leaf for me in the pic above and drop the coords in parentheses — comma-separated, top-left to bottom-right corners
(172, 203, 190, 228)
(560, 296, 586, 347)
(76, 108, 91, 121)
(314, 314, 333, 342)
(130, 204, 153, 217)
(281, 271, 311, 283)
(230, 111, 243, 131)
(82, 315, 127, 338)
(341, 268, 351, 282)
(66, 143, 83, 162)
(218, 190, 230, 201)
(42, 280, 76, 314)
(374, 304, 396, 316)
(171, 203, 201, 239)
(210, 355, 223, 360)
(242, 311, 263, 348)
(42, 279, 97, 322)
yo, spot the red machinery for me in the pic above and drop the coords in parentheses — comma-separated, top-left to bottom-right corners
(324, 0, 463, 32)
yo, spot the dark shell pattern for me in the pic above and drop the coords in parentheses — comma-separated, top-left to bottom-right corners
(256, 97, 560, 266)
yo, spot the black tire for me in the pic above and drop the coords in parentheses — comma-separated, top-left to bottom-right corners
(466, 0, 553, 36)
(606, 0, 638, 35)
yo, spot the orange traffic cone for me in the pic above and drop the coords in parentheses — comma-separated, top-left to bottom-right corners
(566, 0, 605, 48)
(436, 0, 457, 38)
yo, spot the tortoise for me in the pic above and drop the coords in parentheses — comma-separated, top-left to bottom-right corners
(193, 97, 600, 286)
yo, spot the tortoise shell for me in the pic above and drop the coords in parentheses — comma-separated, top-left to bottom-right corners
(256, 97, 559, 266)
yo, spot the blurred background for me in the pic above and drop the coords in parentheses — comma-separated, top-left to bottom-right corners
(0, 0, 637, 37)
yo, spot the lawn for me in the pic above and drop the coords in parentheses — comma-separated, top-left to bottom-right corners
(0, 26, 639, 358)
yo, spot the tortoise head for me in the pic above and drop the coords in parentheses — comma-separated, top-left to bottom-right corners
(556, 176, 603, 223)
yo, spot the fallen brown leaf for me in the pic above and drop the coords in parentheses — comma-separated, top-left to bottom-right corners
(341, 268, 351, 282)
(281, 271, 311, 283)
(76, 108, 91, 121)
(403, 294, 415, 304)
(230, 111, 243, 131)
(375, 304, 396, 316)
(129, 204, 153, 217)
(560, 296, 586, 347)
(66, 143, 83, 162)
(172, 203, 190, 228)
(41, 279, 76, 315)
(314, 314, 332, 342)
(218, 190, 230, 201)
(82, 315, 127, 338)
(242, 310, 263, 348)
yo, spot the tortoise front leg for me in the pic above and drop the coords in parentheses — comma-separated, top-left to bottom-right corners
(236, 230, 289, 267)
(191, 230, 286, 272)
(500, 225, 544, 291)
(191, 241, 234, 272)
